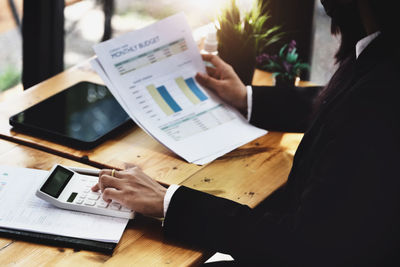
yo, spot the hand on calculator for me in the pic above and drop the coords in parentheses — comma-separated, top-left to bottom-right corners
(36, 165, 134, 219)
(92, 167, 166, 218)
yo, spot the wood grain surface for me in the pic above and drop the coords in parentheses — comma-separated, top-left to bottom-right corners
(0, 63, 309, 187)
(0, 139, 205, 266)
(0, 130, 302, 266)
(0, 65, 307, 266)
(0, 61, 204, 186)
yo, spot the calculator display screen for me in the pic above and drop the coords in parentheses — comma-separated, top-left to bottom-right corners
(40, 166, 74, 198)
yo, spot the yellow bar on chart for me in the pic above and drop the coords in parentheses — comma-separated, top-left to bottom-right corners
(146, 84, 174, 115)
(175, 77, 200, 105)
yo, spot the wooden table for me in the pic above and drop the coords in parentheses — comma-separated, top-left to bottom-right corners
(0, 61, 205, 186)
(0, 139, 208, 266)
(0, 62, 308, 266)
(0, 61, 307, 185)
(0, 135, 301, 266)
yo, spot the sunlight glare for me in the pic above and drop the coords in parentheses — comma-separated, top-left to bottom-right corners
(181, 0, 255, 22)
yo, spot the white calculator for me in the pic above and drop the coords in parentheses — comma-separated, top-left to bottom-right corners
(36, 164, 135, 219)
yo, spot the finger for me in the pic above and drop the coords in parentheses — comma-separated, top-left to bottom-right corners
(95, 168, 113, 191)
(99, 169, 112, 178)
(99, 169, 122, 178)
(201, 53, 213, 61)
(205, 66, 218, 78)
(116, 167, 140, 180)
(195, 72, 222, 91)
(102, 188, 124, 203)
(201, 54, 226, 69)
(99, 174, 123, 191)
(91, 183, 100, 192)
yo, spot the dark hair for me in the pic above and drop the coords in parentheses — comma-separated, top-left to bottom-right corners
(313, 0, 397, 116)
(329, 1, 365, 63)
(311, 1, 365, 115)
(331, 0, 398, 63)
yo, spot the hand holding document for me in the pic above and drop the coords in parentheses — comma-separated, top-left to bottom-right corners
(91, 13, 267, 164)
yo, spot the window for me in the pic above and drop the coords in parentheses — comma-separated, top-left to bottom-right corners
(65, 0, 255, 68)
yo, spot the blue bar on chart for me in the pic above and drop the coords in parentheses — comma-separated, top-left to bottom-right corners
(156, 86, 182, 113)
(184, 77, 208, 101)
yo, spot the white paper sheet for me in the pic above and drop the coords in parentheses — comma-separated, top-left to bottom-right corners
(92, 13, 267, 164)
(0, 166, 129, 243)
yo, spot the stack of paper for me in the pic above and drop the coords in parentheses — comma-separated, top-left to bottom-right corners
(0, 166, 129, 243)
(91, 13, 267, 165)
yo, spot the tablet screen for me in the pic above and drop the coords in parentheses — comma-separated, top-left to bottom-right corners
(9, 82, 131, 148)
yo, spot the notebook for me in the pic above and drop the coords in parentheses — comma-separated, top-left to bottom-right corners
(0, 165, 130, 253)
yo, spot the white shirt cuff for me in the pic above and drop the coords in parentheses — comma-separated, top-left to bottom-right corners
(163, 184, 181, 218)
(246, 85, 253, 121)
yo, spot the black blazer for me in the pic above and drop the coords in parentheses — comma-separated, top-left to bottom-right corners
(164, 35, 400, 266)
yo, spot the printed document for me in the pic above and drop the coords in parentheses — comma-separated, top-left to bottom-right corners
(0, 166, 128, 243)
(92, 13, 267, 164)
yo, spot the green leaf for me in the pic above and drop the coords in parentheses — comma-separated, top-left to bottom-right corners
(286, 52, 298, 63)
(297, 63, 310, 70)
(279, 44, 287, 58)
(216, 0, 284, 63)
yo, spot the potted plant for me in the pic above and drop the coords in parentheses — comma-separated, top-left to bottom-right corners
(256, 40, 310, 87)
(216, 0, 282, 85)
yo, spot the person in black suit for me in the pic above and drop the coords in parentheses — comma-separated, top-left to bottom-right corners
(92, 0, 400, 265)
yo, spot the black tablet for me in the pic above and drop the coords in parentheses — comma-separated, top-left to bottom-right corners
(9, 81, 133, 149)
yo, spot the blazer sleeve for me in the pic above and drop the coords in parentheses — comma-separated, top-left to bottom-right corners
(250, 85, 323, 132)
(163, 100, 400, 266)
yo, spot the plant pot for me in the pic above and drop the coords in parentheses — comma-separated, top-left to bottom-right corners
(234, 60, 256, 86)
(274, 75, 297, 88)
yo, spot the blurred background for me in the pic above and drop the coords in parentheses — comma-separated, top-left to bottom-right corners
(0, 0, 339, 97)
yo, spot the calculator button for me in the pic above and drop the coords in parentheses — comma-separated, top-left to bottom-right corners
(83, 189, 90, 193)
(120, 206, 131, 212)
(109, 203, 121, 210)
(88, 194, 100, 201)
(84, 200, 96, 206)
(79, 193, 87, 198)
(75, 198, 84, 204)
(97, 201, 109, 208)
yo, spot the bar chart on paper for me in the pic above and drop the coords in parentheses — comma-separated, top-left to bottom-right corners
(175, 77, 208, 104)
(129, 75, 235, 141)
(93, 13, 268, 164)
(144, 76, 209, 116)
(146, 84, 182, 115)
